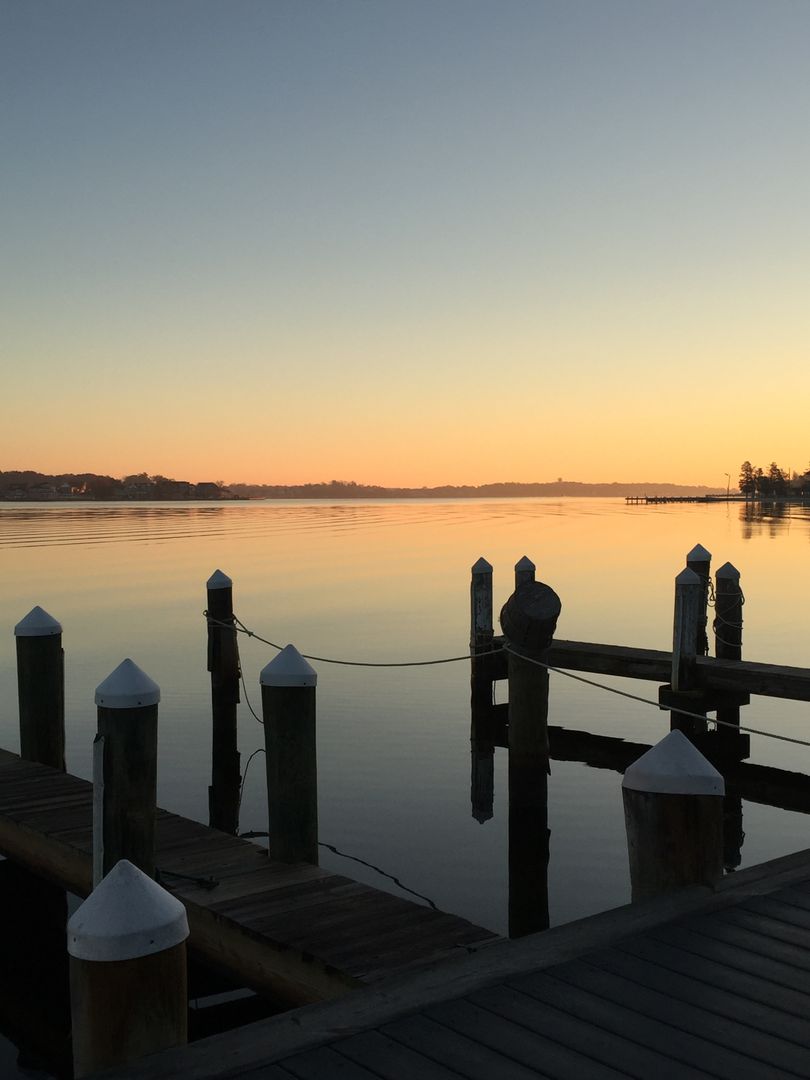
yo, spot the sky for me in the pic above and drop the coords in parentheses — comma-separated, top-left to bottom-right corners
(2, 0, 809, 487)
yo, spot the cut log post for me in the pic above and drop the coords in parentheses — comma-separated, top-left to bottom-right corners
(622, 729, 725, 902)
(206, 570, 241, 835)
(500, 581, 561, 765)
(714, 561, 745, 755)
(261, 645, 318, 864)
(514, 555, 536, 589)
(95, 660, 160, 879)
(68, 860, 189, 1078)
(686, 543, 711, 657)
(14, 606, 65, 771)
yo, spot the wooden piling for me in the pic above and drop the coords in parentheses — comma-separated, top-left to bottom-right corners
(261, 645, 318, 865)
(714, 561, 746, 757)
(68, 860, 189, 1078)
(500, 580, 562, 764)
(95, 660, 159, 879)
(671, 567, 701, 691)
(686, 544, 711, 656)
(14, 606, 65, 771)
(206, 570, 241, 835)
(622, 730, 724, 902)
(470, 557, 494, 653)
(514, 555, 536, 589)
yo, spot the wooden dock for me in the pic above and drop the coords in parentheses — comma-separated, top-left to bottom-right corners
(108, 847, 810, 1079)
(0, 749, 497, 1006)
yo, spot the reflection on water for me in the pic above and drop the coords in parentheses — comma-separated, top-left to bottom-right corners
(1, 497, 810, 944)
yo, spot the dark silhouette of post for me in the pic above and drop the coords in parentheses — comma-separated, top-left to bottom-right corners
(669, 566, 707, 736)
(623, 730, 724, 901)
(261, 645, 319, 864)
(686, 543, 711, 657)
(68, 860, 188, 1077)
(95, 660, 159, 879)
(207, 570, 241, 834)
(500, 580, 561, 937)
(15, 606, 65, 771)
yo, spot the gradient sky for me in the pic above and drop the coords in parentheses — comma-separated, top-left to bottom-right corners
(2, 1, 809, 486)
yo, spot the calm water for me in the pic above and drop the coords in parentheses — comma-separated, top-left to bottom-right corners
(1, 497, 810, 941)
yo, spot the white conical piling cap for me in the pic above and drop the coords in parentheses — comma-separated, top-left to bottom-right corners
(14, 606, 62, 637)
(515, 556, 535, 573)
(207, 569, 232, 590)
(68, 860, 189, 962)
(260, 644, 317, 688)
(472, 557, 493, 574)
(687, 543, 711, 563)
(623, 730, 724, 796)
(95, 659, 160, 708)
(716, 561, 740, 580)
(675, 567, 702, 587)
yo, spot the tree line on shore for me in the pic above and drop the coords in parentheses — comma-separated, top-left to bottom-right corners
(738, 461, 810, 496)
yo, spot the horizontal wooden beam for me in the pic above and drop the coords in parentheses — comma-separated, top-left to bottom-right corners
(487, 637, 810, 701)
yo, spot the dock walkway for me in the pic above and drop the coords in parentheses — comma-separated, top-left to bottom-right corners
(0, 749, 496, 1005)
(113, 848, 810, 1079)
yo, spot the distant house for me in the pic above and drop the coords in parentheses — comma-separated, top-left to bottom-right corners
(195, 482, 222, 499)
(29, 482, 57, 500)
(155, 479, 193, 499)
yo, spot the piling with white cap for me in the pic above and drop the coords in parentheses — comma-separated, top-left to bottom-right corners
(14, 606, 65, 771)
(206, 570, 241, 834)
(260, 645, 318, 864)
(95, 660, 160, 878)
(68, 860, 189, 1077)
(622, 730, 725, 902)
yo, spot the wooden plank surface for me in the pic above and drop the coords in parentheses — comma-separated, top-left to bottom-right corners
(0, 748, 496, 1005)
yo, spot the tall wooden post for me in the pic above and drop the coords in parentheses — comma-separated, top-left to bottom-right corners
(14, 606, 65, 771)
(261, 645, 318, 864)
(68, 860, 189, 1078)
(686, 544, 711, 656)
(622, 730, 725, 901)
(95, 660, 159, 879)
(470, 557, 495, 724)
(514, 555, 536, 589)
(668, 567, 707, 736)
(500, 581, 561, 938)
(469, 557, 493, 653)
(714, 561, 745, 747)
(501, 581, 561, 764)
(207, 570, 241, 835)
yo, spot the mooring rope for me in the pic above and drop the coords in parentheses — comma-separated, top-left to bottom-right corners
(237, 829, 439, 910)
(205, 611, 502, 668)
(207, 611, 810, 750)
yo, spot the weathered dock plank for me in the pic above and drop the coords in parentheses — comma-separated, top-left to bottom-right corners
(108, 849, 810, 1079)
(0, 749, 496, 1005)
